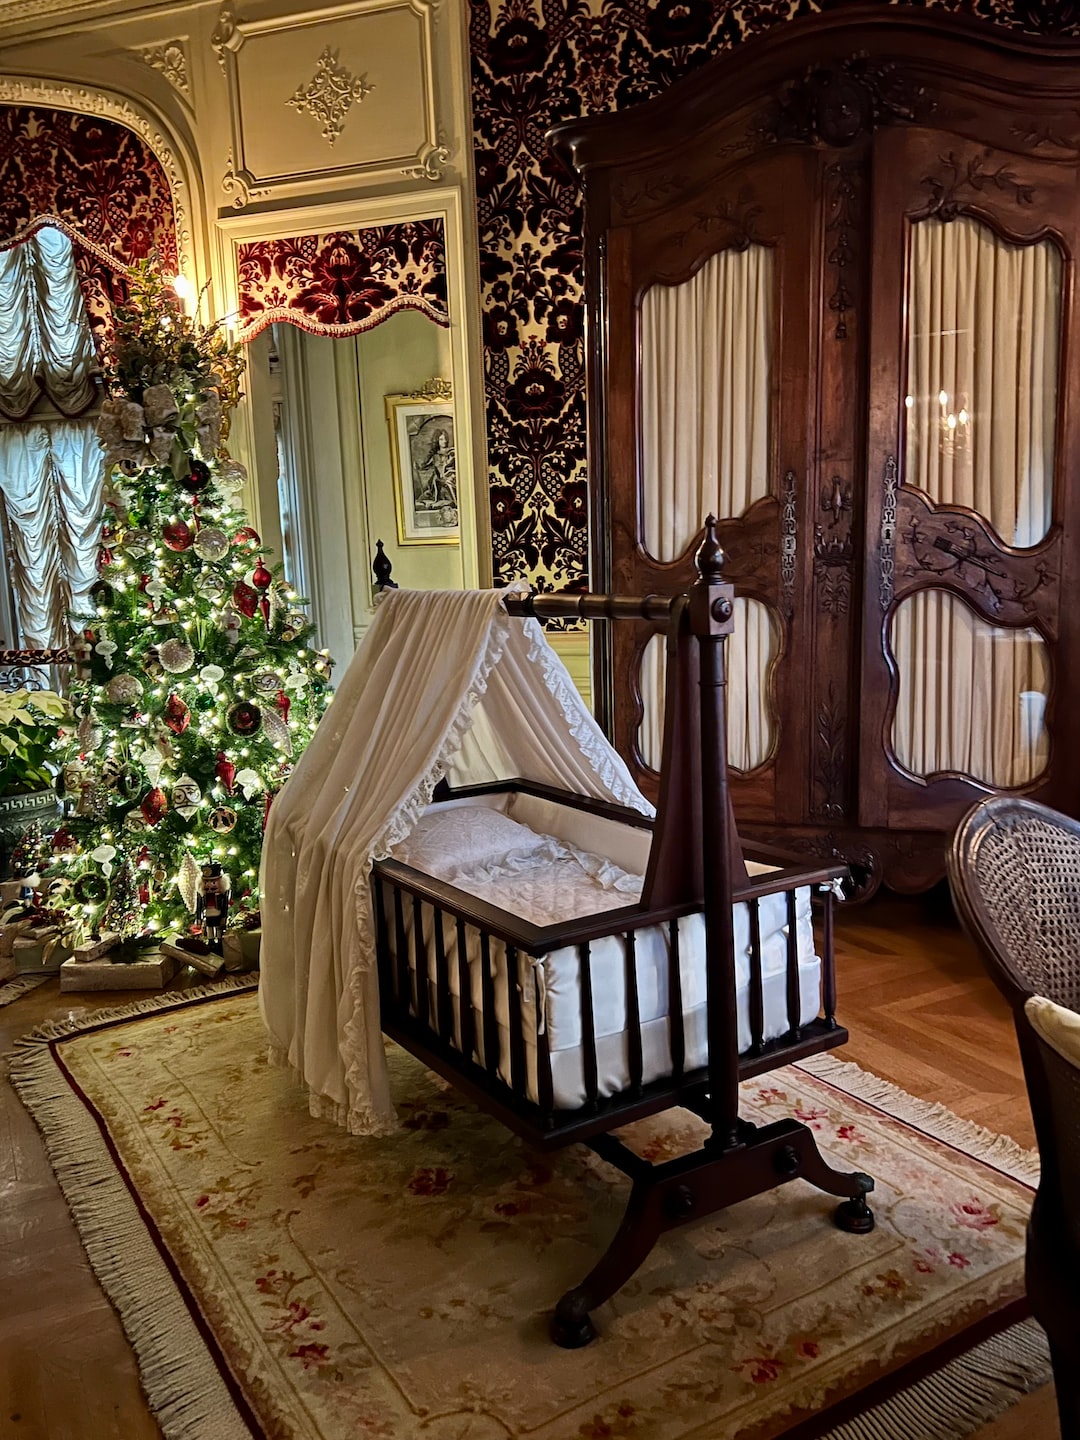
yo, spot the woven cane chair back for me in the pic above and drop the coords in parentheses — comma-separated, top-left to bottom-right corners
(948, 796, 1080, 1013)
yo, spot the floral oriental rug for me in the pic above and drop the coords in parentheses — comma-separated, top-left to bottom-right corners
(11, 986, 1049, 1440)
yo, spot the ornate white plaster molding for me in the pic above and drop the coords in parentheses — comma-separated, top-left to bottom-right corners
(211, 3, 237, 76)
(401, 139, 450, 182)
(287, 46, 374, 147)
(221, 145, 270, 211)
(215, 0, 446, 204)
(0, 75, 194, 268)
(133, 39, 190, 100)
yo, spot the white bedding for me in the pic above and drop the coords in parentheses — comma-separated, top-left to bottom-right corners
(388, 802, 820, 1109)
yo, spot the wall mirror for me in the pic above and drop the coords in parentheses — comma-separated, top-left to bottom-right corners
(215, 190, 486, 672)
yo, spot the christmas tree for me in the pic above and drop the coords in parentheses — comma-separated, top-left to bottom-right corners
(52, 264, 331, 954)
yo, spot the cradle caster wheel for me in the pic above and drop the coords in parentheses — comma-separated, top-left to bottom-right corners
(551, 1290, 597, 1348)
(834, 1195, 875, 1234)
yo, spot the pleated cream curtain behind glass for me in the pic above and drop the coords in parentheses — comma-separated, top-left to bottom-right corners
(639, 244, 777, 771)
(892, 215, 1059, 786)
(0, 226, 102, 649)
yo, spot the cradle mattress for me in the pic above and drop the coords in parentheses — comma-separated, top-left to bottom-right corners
(383, 848, 820, 1110)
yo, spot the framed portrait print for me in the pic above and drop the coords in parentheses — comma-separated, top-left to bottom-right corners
(385, 384, 459, 545)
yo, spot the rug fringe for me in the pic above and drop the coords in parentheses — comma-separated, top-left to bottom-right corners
(0, 973, 49, 1007)
(818, 1317, 1051, 1440)
(8, 977, 258, 1440)
(796, 1052, 1040, 1187)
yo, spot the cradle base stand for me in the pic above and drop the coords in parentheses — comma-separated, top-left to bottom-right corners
(551, 1117, 874, 1348)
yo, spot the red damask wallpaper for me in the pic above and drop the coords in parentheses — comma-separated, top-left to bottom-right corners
(468, 0, 1067, 592)
(235, 221, 450, 342)
(0, 105, 178, 347)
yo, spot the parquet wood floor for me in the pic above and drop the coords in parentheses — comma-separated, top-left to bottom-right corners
(0, 895, 1058, 1438)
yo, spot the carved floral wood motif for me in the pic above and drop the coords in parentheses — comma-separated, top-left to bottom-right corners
(547, 7, 1080, 893)
(469, 0, 1076, 593)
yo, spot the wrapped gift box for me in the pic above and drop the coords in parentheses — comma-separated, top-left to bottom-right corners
(222, 927, 261, 973)
(12, 927, 72, 975)
(60, 949, 179, 992)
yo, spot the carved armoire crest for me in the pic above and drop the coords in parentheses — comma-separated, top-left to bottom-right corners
(551, 6, 1080, 895)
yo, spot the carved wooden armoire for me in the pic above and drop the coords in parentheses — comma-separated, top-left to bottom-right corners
(551, 6, 1080, 895)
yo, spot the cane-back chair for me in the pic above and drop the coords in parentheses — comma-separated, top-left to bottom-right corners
(948, 795, 1080, 1439)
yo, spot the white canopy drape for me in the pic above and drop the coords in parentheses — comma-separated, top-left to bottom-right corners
(259, 587, 651, 1136)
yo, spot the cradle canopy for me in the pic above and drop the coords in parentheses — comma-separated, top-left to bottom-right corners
(258, 584, 651, 1136)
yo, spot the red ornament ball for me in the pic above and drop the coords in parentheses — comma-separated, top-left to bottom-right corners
(164, 693, 191, 735)
(228, 701, 262, 737)
(232, 581, 258, 618)
(252, 557, 272, 590)
(141, 787, 169, 826)
(163, 519, 194, 551)
(179, 459, 211, 494)
(234, 527, 261, 549)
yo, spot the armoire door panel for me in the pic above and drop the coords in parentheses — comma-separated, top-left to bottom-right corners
(861, 121, 1076, 832)
(601, 145, 821, 817)
(556, 7, 1080, 889)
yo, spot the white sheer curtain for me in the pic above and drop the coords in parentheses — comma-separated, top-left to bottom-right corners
(0, 422, 102, 648)
(640, 597, 779, 772)
(892, 590, 1049, 787)
(0, 225, 102, 649)
(892, 217, 1059, 786)
(638, 244, 777, 771)
(0, 227, 96, 420)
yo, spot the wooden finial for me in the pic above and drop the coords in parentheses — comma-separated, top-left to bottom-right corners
(694, 515, 725, 584)
(372, 539, 397, 591)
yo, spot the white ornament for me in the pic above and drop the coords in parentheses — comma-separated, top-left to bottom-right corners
(193, 527, 229, 562)
(95, 638, 118, 669)
(235, 768, 261, 801)
(137, 746, 163, 786)
(216, 460, 247, 492)
(106, 673, 142, 705)
(178, 851, 202, 913)
(261, 707, 293, 756)
(200, 663, 225, 688)
(145, 579, 167, 600)
(284, 669, 309, 693)
(91, 842, 117, 879)
(77, 711, 103, 750)
(159, 639, 195, 674)
(172, 774, 202, 819)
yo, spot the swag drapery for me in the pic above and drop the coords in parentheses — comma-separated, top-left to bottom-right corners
(0, 229, 101, 649)
(0, 103, 180, 650)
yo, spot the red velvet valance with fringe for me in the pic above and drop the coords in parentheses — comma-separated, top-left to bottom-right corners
(0, 104, 179, 349)
(234, 220, 449, 342)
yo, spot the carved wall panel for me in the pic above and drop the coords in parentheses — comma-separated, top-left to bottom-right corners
(214, 0, 446, 208)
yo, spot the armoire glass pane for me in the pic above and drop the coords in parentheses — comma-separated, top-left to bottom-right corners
(640, 244, 774, 561)
(640, 598, 780, 772)
(905, 215, 1060, 548)
(890, 588, 1049, 788)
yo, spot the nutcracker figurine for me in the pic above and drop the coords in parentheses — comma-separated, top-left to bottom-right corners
(197, 862, 231, 950)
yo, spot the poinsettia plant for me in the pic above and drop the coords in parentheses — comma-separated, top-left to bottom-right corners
(0, 688, 69, 794)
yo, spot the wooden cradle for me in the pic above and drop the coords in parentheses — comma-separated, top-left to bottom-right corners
(370, 524, 874, 1346)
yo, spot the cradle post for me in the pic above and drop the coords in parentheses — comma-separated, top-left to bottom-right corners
(688, 516, 741, 1151)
